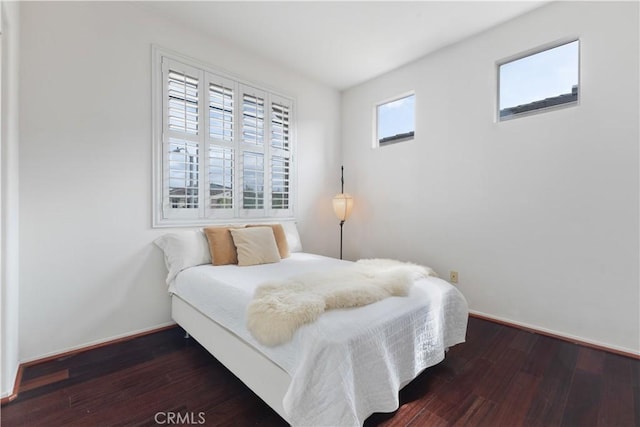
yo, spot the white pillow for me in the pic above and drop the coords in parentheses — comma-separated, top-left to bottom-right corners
(154, 230, 211, 284)
(281, 221, 303, 253)
(230, 227, 281, 266)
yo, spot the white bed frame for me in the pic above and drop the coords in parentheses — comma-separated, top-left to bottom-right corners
(173, 288, 437, 424)
(171, 295, 292, 423)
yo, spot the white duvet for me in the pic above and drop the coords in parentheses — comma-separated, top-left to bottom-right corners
(171, 253, 468, 426)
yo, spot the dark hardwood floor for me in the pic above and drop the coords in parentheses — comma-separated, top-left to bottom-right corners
(2, 318, 638, 426)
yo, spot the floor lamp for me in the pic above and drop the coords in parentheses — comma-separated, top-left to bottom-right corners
(332, 166, 354, 260)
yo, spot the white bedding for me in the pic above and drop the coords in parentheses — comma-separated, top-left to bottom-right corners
(171, 253, 468, 426)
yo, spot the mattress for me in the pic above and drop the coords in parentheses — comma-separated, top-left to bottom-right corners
(171, 253, 468, 426)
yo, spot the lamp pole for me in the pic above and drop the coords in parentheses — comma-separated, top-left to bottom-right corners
(340, 219, 344, 260)
(339, 166, 345, 260)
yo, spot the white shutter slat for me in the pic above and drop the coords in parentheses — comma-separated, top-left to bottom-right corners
(241, 151, 265, 210)
(270, 97, 292, 212)
(209, 81, 234, 143)
(270, 102, 290, 151)
(167, 69, 199, 136)
(208, 145, 234, 210)
(162, 59, 203, 218)
(271, 155, 290, 210)
(241, 91, 265, 146)
(167, 137, 200, 210)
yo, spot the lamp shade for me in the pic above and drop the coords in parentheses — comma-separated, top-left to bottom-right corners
(332, 193, 354, 221)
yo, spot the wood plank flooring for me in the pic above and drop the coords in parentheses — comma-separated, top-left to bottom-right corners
(2, 318, 638, 426)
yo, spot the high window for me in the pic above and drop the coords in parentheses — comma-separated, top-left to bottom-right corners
(498, 40, 580, 120)
(375, 93, 415, 146)
(153, 49, 294, 226)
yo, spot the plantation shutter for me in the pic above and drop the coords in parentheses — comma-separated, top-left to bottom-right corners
(162, 58, 204, 219)
(239, 85, 267, 216)
(154, 50, 296, 226)
(205, 75, 236, 218)
(269, 95, 293, 216)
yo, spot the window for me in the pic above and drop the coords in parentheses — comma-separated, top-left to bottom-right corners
(498, 40, 580, 120)
(375, 93, 415, 146)
(153, 49, 294, 226)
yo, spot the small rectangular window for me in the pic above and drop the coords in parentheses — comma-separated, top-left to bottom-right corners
(376, 93, 415, 146)
(499, 40, 579, 120)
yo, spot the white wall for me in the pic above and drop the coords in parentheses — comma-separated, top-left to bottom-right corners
(18, 2, 341, 361)
(342, 1, 639, 353)
(1, 0, 20, 397)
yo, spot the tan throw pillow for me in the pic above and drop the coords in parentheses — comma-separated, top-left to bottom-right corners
(203, 226, 242, 266)
(247, 224, 290, 259)
(230, 227, 281, 266)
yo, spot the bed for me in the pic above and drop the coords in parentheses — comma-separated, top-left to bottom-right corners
(165, 245, 469, 426)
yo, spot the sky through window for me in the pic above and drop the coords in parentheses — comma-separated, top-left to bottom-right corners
(499, 40, 579, 115)
(377, 94, 415, 144)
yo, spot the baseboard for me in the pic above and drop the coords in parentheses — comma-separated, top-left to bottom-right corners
(0, 322, 178, 406)
(20, 322, 177, 366)
(469, 310, 639, 360)
(0, 365, 23, 405)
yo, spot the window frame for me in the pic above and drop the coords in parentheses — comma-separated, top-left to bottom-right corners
(497, 38, 581, 122)
(373, 91, 416, 148)
(152, 46, 296, 227)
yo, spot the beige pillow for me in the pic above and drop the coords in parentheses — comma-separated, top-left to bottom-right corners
(230, 227, 281, 267)
(246, 224, 290, 259)
(203, 226, 243, 266)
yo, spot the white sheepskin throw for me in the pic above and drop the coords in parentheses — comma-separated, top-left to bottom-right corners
(247, 259, 437, 346)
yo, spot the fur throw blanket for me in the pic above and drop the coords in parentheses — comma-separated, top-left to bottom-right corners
(247, 259, 437, 346)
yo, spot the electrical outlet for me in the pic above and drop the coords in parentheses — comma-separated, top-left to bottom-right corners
(449, 271, 458, 284)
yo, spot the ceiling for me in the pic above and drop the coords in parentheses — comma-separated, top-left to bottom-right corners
(145, 1, 548, 90)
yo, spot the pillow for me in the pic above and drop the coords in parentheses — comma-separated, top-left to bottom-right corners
(281, 221, 303, 253)
(203, 226, 243, 266)
(154, 230, 211, 284)
(247, 224, 290, 258)
(230, 227, 281, 266)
